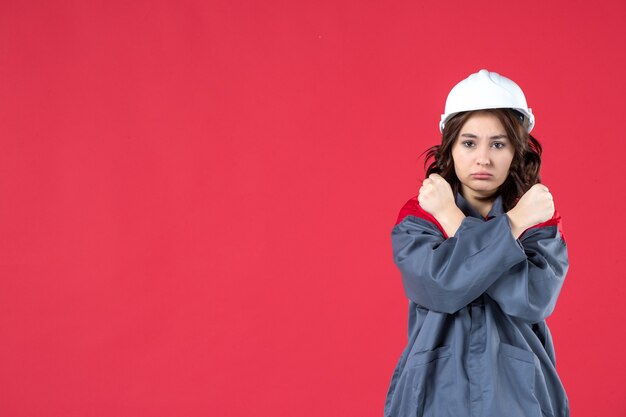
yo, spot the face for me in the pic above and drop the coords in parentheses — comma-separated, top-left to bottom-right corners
(451, 112, 514, 198)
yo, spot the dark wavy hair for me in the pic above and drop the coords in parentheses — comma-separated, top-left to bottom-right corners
(421, 108, 543, 213)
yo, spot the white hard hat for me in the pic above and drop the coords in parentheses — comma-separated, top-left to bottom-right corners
(439, 69, 535, 133)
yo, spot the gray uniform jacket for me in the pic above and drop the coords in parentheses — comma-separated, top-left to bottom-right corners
(384, 191, 569, 417)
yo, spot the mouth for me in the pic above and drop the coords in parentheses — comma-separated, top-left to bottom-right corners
(471, 173, 493, 179)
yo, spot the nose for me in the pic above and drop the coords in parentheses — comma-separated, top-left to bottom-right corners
(476, 145, 491, 166)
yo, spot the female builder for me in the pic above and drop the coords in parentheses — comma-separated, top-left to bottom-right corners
(384, 69, 570, 417)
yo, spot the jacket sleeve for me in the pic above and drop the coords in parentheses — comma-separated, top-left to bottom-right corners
(485, 211, 569, 323)
(391, 197, 528, 314)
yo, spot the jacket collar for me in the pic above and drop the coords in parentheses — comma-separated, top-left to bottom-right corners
(455, 191, 504, 220)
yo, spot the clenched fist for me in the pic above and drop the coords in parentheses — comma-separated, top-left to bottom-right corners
(507, 183, 555, 233)
(418, 173, 456, 218)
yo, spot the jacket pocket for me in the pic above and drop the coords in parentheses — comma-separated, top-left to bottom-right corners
(408, 345, 456, 417)
(408, 344, 452, 366)
(496, 343, 543, 417)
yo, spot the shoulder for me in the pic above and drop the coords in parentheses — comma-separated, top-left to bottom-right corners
(394, 196, 448, 238)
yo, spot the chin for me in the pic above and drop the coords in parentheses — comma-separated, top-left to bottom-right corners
(467, 178, 504, 189)
(463, 183, 499, 196)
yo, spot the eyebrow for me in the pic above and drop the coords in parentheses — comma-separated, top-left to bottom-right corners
(460, 133, 509, 140)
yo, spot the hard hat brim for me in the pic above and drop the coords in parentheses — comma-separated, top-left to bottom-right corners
(439, 107, 535, 133)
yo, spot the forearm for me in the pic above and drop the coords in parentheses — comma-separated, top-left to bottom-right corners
(486, 225, 569, 322)
(393, 214, 528, 313)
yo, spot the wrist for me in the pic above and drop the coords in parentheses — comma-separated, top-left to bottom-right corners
(433, 203, 459, 222)
(434, 204, 465, 237)
(506, 209, 527, 239)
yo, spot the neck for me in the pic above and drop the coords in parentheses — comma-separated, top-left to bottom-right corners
(460, 187, 496, 218)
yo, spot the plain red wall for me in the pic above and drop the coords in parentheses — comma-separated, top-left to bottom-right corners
(1, 1, 625, 416)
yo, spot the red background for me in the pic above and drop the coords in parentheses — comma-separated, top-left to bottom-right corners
(1, 1, 625, 416)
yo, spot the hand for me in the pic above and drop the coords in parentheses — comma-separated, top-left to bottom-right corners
(418, 174, 456, 218)
(507, 183, 555, 231)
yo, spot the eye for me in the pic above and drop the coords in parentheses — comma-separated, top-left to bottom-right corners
(462, 141, 475, 148)
(492, 142, 506, 149)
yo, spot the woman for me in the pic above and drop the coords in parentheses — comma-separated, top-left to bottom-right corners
(384, 69, 569, 417)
